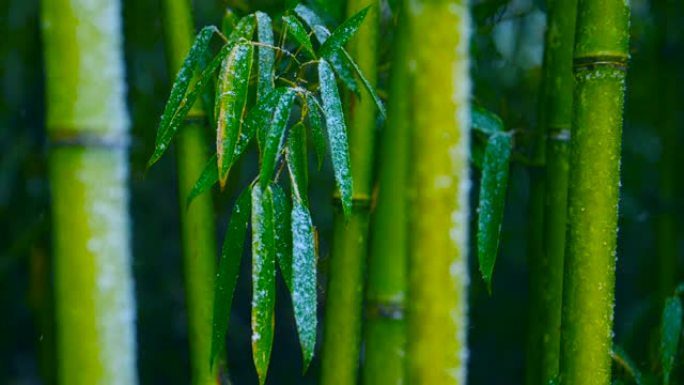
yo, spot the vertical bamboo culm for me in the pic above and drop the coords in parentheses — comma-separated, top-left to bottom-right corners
(559, 0, 630, 384)
(41, 0, 138, 384)
(320, 1, 379, 384)
(405, 0, 471, 383)
(161, 0, 219, 384)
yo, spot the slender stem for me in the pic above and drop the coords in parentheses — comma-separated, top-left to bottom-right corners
(559, 0, 630, 383)
(405, 1, 471, 383)
(319, 1, 379, 384)
(41, 0, 137, 383)
(526, 0, 577, 383)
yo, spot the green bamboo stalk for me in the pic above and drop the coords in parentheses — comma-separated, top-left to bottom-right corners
(526, 0, 577, 383)
(559, 0, 630, 383)
(161, 1, 219, 384)
(405, 1, 471, 383)
(41, 0, 137, 384)
(362, 4, 410, 384)
(320, 1, 379, 384)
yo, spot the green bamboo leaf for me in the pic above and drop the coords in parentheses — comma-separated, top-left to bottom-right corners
(186, 154, 218, 207)
(210, 185, 252, 368)
(251, 184, 276, 385)
(293, 5, 359, 93)
(282, 15, 316, 58)
(286, 122, 309, 204)
(272, 184, 293, 292)
(318, 6, 369, 58)
(221, 8, 238, 36)
(660, 296, 683, 385)
(472, 105, 505, 136)
(305, 94, 327, 170)
(256, 12, 275, 100)
(477, 132, 512, 292)
(340, 49, 386, 119)
(291, 199, 317, 371)
(245, 87, 289, 153)
(216, 43, 254, 189)
(318, 60, 353, 218)
(611, 345, 644, 385)
(227, 14, 257, 44)
(148, 26, 218, 167)
(259, 89, 297, 189)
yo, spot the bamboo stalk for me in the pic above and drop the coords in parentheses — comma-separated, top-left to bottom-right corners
(559, 0, 630, 383)
(405, 1, 471, 383)
(41, 0, 137, 383)
(320, 1, 379, 384)
(362, 4, 410, 384)
(161, 0, 219, 384)
(526, 0, 577, 383)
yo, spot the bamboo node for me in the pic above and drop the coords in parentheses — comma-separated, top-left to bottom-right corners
(48, 130, 130, 149)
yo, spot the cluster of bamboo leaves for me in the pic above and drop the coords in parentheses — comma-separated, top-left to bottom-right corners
(147, 4, 383, 383)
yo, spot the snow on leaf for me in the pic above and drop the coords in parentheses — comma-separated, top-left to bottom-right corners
(286, 122, 309, 204)
(305, 93, 327, 170)
(471, 105, 504, 136)
(272, 184, 293, 292)
(282, 15, 316, 59)
(259, 89, 297, 189)
(318, 6, 369, 59)
(256, 12, 275, 100)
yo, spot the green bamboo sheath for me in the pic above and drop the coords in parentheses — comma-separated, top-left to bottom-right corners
(161, 0, 219, 384)
(320, 1, 379, 384)
(362, 3, 410, 384)
(559, 0, 630, 383)
(526, 0, 577, 383)
(405, 1, 471, 383)
(41, 0, 138, 384)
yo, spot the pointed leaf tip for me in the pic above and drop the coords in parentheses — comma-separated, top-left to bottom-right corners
(318, 6, 370, 58)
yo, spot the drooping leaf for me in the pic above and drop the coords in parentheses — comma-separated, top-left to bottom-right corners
(286, 122, 309, 204)
(477, 132, 512, 292)
(472, 105, 505, 136)
(305, 94, 327, 170)
(340, 49, 386, 119)
(227, 13, 257, 44)
(148, 26, 218, 167)
(294, 4, 359, 93)
(251, 184, 276, 385)
(259, 89, 297, 189)
(272, 184, 293, 292)
(216, 43, 254, 188)
(186, 154, 218, 207)
(318, 6, 370, 58)
(255, 12, 275, 100)
(611, 345, 644, 385)
(318, 60, 353, 217)
(291, 199, 317, 371)
(660, 296, 683, 385)
(210, 185, 252, 367)
(282, 15, 316, 58)
(245, 87, 289, 153)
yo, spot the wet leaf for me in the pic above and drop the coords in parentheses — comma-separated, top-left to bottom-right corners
(340, 49, 386, 119)
(216, 43, 254, 189)
(286, 122, 309, 204)
(660, 296, 682, 385)
(259, 89, 297, 188)
(210, 185, 252, 367)
(472, 105, 504, 136)
(282, 15, 316, 58)
(611, 345, 644, 385)
(318, 60, 353, 218)
(272, 184, 293, 292)
(256, 12, 275, 100)
(227, 14, 257, 44)
(305, 94, 327, 170)
(251, 184, 276, 385)
(318, 6, 369, 58)
(186, 154, 218, 207)
(477, 132, 512, 292)
(291, 199, 317, 371)
(148, 26, 218, 167)
(246, 87, 289, 153)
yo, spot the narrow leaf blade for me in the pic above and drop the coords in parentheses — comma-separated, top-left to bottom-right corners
(272, 184, 293, 292)
(186, 154, 218, 207)
(210, 185, 252, 367)
(286, 122, 309, 204)
(305, 94, 327, 170)
(472, 105, 504, 136)
(282, 15, 316, 58)
(256, 12, 276, 99)
(477, 133, 512, 292)
(259, 89, 297, 188)
(227, 14, 257, 44)
(318, 60, 353, 217)
(611, 345, 644, 385)
(660, 296, 683, 385)
(318, 6, 369, 58)
(340, 48, 386, 119)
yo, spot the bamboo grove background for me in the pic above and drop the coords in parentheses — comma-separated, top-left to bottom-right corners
(1, 0, 683, 384)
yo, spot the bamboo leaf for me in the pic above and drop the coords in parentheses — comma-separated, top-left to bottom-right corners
(318, 6, 369, 58)
(227, 14, 257, 44)
(291, 199, 317, 371)
(246, 87, 289, 153)
(259, 89, 297, 189)
(256, 12, 275, 100)
(340, 49, 386, 119)
(611, 345, 644, 385)
(472, 105, 505, 136)
(318, 60, 353, 218)
(477, 132, 512, 292)
(286, 122, 309, 204)
(148, 26, 218, 167)
(660, 296, 682, 385)
(186, 154, 218, 207)
(305, 94, 327, 170)
(216, 43, 254, 189)
(210, 185, 252, 368)
(282, 15, 316, 58)
(251, 184, 276, 385)
(272, 184, 293, 292)
(221, 8, 238, 36)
